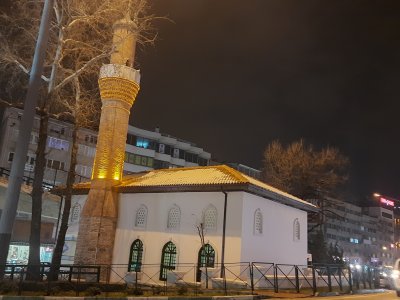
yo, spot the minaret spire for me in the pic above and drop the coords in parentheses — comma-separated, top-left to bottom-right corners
(74, 17, 141, 280)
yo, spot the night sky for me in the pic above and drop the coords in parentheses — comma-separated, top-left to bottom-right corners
(130, 1, 400, 200)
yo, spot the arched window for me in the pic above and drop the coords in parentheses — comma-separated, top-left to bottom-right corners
(196, 244, 215, 282)
(254, 209, 263, 235)
(135, 205, 148, 228)
(167, 205, 181, 230)
(293, 218, 300, 241)
(203, 205, 217, 231)
(159, 241, 177, 281)
(70, 203, 81, 224)
(128, 239, 143, 272)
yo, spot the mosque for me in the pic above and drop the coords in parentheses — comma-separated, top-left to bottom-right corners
(69, 16, 318, 283)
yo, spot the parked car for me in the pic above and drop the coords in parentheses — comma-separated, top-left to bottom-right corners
(392, 259, 400, 296)
(379, 266, 395, 289)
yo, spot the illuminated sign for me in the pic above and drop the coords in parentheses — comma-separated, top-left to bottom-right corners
(380, 197, 395, 207)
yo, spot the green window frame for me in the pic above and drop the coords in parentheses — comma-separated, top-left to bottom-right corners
(159, 241, 177, 281)
(196, 244, 215, 282)
(128, 239, 143, 272)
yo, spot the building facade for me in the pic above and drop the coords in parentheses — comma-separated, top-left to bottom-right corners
(309, 196, 395, 266)
(0, 108, 211, 186)
(0, 107, 211, 263)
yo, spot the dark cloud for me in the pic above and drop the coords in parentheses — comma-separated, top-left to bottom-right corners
(132, 0, 400, 199)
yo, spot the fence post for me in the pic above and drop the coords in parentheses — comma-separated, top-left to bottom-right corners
(327, 266, 332, 292)
(274, 265, 278, 293)
(362, 267, 366, 289)
(68, 265, 72, 282)
(312, 265, 317, 295)
(249, 263, 254, 294)
(338, 267, 343, 292)
(223, 264, 227, 296)
(348, 266, 353, 293)
(76, 265, 81, 297)
(194, 264, 197, 296)
(18, 267, 24, 296)
(368, 267, 372, 289)
(295, 265, 300, 293)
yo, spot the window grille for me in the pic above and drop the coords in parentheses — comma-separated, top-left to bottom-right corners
(203, 205, 217, 231)
(135, 205, 147, 227)
(293, 218, 300, 241)
(254, 209, 263, 235)
(167, 206, 181, 230)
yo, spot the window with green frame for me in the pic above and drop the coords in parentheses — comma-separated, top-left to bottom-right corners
(159, 241, 177, 281)
(124, 152, 154, 168)
(196, 244, 215, 282)
(128, 239, 143, 272)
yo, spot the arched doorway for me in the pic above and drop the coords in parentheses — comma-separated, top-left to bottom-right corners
(196, 243, 215, 282)
(159, 241, 177, 281)
(128, 239, 143, 272)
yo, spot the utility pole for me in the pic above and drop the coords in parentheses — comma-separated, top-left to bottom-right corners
(0, 0, 54, 278)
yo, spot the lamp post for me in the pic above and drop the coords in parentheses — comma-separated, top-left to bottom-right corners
(0, 0, 54, 278)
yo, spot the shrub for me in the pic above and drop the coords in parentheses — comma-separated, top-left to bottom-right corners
(86, 286, 102, 296)
(177, 285, 188, 295)
(152, 286, 163, 295)
(0, 281, 18, 294)
(127, 287, 143, 295)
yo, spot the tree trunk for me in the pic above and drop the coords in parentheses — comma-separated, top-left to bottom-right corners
(49, 125, 78, 281)
(26, 109, 49, 281)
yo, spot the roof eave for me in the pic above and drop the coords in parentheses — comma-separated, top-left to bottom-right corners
(246, 184, 319, 213)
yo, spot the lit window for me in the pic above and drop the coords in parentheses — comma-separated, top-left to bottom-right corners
(135, 205, 148, 228)
(136, 137, 149, 149)
(254, 209, 263, 235)
(48, 137, 69, 151)
(167, 205, 181, 230)
(293, 218, 300, 241)
(203, 205, 217, 231)
(70, 203, 81, 223)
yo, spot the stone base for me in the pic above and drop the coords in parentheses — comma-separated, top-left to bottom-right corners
(74, 180, 119, 281)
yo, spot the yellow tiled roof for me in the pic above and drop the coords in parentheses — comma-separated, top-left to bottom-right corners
(121, 165, 248, 186)
(72, 165, 317, 211)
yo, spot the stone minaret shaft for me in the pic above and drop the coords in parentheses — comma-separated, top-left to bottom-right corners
(74, 17, 140, 275)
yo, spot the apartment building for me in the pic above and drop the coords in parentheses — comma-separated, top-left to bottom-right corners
(309, 196, 395, 266)
(0, 107, 211, 263)
(0, 107, 211, 185)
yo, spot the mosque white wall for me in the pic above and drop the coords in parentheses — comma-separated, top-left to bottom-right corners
(110, 190, 309, 282)
(111, 191, 244, 280)
(240, 193, 308, 266)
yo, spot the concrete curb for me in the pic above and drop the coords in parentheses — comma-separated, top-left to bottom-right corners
(0, 296, 260, 300)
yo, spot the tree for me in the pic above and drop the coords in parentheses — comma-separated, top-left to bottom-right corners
(262, 139, 349, 200)
(308, 230, 330, 264)
(263, 140, 349, 262)
(0, 0, 156, 280)
(308, 230, 344, 265)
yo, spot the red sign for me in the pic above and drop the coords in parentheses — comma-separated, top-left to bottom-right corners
(380, 197, 395, 207)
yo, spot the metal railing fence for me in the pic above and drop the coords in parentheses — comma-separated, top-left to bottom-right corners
(0, 261, 382, 296)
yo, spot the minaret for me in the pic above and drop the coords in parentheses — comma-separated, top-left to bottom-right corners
(74, 17, 140, 276)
